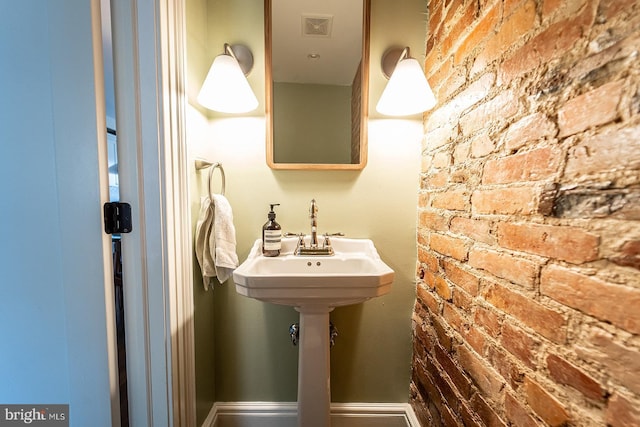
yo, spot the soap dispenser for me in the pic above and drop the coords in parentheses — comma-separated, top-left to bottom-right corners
(262, 203, 282, 257)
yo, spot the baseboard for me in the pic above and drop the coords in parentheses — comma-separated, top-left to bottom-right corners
(202, 401, 420, 427)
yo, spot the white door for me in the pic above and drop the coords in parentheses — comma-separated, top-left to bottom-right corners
(1, 1, 193, 426)
(0, 1, 121, 425)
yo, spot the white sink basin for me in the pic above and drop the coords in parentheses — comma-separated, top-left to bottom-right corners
(233, 237, 394, 307)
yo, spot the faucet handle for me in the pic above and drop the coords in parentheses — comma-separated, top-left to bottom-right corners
(322, 233, 344, 248)
(284, 232, 304, 237)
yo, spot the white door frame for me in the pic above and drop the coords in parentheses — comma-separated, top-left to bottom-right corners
(110, 0, 195, 425)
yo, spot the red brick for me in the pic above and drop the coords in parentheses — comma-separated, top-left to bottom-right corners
(611, 240, 640, 270)
(498, 3, 593, 84)
(441, 0, 479, 57)
(425, 47, 441, 80)
(483, 283, 566, 343)
(606, 393, 640, 427)
(497, 41, 538, 86)
(454, 3, 500, 65)
(503, 112, 557, 151)
(453, 286, 473, 310)
(425, 170, 449, 188)
(443, 0, 464, 28)
(414, 316, 435, 353)
(464, 327, 487, 355)
(432, 189, 470, 211)
(542, 265, 640, 334)
(431, 233, 469, 261)
(413, 359, 442, 410)
(425, 125, 455, 149)
(428, 0, 444, 38)
(500, 322, 538, 367)
(422, 154, 434, 172)
(497, 222, 599, 264)
(564, 124, 640, 184)
(419, 210, 449, 232)
(417, 283, 440, 314)
(450, 168, 478, 185)
(460, 91, 520, 136)
(524, 377, 570, 427)
(558, 79, 625, 137)
(427, 73, 495, 130)
(505, 393, 541, 427)
(469, 248, 537, 288)
(474, 0, 536, 70)
(432, 315, 454, 351)
(443, 260, 480, 295)
(472, 187, 537, 215)
(413, 309, 427, 334)
(460, 400, 484, 427)
(577, 328, 640, 395)
(543, 0, 588, 20)
(487, 345, 524, 389)
(432, 274, 453, 301)
(417, 232, 429, 248)
(418, 192, 430, 208)
(598, 0, 637, 21)
(428, 359, 460, 411)
(454, 141, 470, 163)
(483, 147, 561, 184)
(441, 404, 463, 427)
(443, 303, 463, 330)
(450, 217, 494, 245)
(428, 56, 453, 91)
(433, 152, 452, 169)
(434, 343, 473, 399)
(418, 246, 440, 272)
(471, 393, 508, 427)
(409, 385, 433, 427)
(470, 133, 495, 158)
(413, 306, 430, 335)
(542, 0, 563, 18)
(474, 305, 501, 337)
(546, 353, 604, 401)
(457, 344, 505, 396)
(425, 355, 460, 410)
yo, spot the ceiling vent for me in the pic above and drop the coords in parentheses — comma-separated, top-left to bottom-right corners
(302, 15, 333, 37)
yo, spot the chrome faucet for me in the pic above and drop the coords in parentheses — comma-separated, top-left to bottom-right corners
(293, 199, 341, 256)
(310, 199, 319, 247)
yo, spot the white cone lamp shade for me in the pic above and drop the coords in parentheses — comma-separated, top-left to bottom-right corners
(376, 57, 437, 116)
(197, 53, 259, 113)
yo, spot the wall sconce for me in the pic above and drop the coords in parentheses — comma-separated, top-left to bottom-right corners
(376, 46, 437, 116)
(197, 43, 259, 113)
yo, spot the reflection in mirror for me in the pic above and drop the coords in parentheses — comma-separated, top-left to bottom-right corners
(266, 0, 370, 170)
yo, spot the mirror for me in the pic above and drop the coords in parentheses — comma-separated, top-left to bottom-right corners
(265, 0, 370, 170)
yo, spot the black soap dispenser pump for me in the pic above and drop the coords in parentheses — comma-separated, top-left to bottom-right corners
(262, 203, 282, 257)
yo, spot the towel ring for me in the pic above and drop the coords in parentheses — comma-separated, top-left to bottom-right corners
(195, 159, 226, 198)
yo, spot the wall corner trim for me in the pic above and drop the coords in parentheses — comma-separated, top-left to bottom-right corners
(203, 401, 420, 427)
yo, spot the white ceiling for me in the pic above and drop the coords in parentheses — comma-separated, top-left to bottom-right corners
(271, 0, 364, 86)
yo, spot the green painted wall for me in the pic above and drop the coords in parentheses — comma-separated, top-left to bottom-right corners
(185, 0, 217, 423)
(273, 82, 352, 164)
(186, 0, 427, 422)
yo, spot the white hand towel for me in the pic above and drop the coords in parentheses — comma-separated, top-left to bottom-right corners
(211, 194, 239, 284)
(194, 194, 239, 289)
(194, 196, 216, 290)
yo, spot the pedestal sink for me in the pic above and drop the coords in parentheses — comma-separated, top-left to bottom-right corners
(233, 237, 394, 427)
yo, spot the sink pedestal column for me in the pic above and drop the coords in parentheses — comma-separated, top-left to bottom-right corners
(295, 305, 334, 427)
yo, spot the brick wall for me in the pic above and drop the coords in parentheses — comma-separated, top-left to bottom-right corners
(412, 0, 640, 426)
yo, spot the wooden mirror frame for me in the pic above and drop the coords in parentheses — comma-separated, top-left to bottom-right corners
(265, 0, 371, 170)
